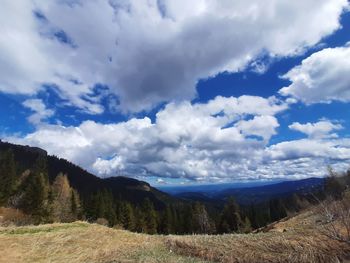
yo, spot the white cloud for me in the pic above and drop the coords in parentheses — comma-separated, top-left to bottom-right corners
(280, 45, 350, 103)
(22, 99, 54, 125)
(0, 0, 348, 112)
(289, 120, 343, 139)
(266, 138, 350, 161)
(235, 115, 279, 141)
(92, 155, 125, 176)
(7, 95, 289, 180)
(7, 95, 350, 182)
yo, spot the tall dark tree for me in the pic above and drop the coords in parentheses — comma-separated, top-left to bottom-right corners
(20, 172, 49, 223)
(85, 190, 117, 226)
(121, 202, 136, 231)
(269, 199, 287, 222)
(160, 204, 173, 234)
(0, 150, 16, 206)
(219, 197, 242, 233)
(134, 206, 147, 233)
(142, 198, 158, 234)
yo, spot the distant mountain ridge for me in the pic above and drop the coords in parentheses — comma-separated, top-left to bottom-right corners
(164, 177, 325, 205)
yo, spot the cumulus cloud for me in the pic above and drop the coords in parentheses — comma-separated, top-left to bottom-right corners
(235, 115, 279, 141)
(280, 45, 350, 103)
(7, 95, 290, 180)
(7, 94, 350, 182)
(289, 120, 343, 139)
(22, 99, 54, 125)
(266, 138, 350, 161)
(0, 0, 348, 112)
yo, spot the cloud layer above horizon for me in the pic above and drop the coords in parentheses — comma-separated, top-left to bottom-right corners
(1, 0, 350, 184)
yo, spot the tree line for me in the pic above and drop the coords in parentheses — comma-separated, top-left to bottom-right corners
(1, 148, 348, 235)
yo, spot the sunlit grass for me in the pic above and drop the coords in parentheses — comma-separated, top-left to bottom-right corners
(1, 206, 349, 263)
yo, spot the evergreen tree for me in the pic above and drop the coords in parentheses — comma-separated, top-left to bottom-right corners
(170, 205, 181, 234)
(269, 199, 287, 222)
(182, 204, 194, 234)
(134, 206, 147, 233)
(20, 172, 49, 223)
(160, 204, 173, 234)
(241, 216, 252, 233)
(141, 198, 158, 234)
(85, 189, 116, 226)
(121, 202, 135, 231)
(0, 150, 16, 206)
(33, 155, 49, 185)
(219, 197, 242, 233)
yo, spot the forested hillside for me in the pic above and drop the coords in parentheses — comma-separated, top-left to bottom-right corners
(1, 140, 348, 235)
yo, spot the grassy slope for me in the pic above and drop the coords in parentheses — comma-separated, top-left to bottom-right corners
(167, 207, 350, 263)
(1, 207, 349, 263)
(0, 222, 205, 263)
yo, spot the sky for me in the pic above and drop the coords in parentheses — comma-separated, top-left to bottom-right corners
(1, 0, 350, 186)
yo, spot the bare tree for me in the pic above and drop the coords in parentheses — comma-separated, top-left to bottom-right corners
(318, 192, 350, 244)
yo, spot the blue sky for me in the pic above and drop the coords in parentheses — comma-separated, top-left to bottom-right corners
(1, 1, 350, 186)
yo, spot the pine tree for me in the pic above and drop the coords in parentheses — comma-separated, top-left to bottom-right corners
(219, 197, 242, 233)
(20, 172, 49, 223)
(269, 199, 287, 222)
(142, 198, 158, 234)
(134, 206, 147, 233)
(0, 150, 17, 206)
(241, 216, 252, 233)
(182, 203, 194, 234)
(121, 202, 135, 231)
(102, 190, 117, 226)
(33, 155, 49, 185)
(160, 204, 173, 234)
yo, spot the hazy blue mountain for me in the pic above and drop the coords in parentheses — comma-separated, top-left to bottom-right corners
(162, 178, 325, 205)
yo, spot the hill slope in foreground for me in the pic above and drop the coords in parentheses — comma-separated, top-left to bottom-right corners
(1, 204, 349, 263)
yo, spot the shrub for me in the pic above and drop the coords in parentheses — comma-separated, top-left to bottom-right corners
(0, 207, 32, 226)
(320, 191, 350, 244)
(95, 218, 109, 226)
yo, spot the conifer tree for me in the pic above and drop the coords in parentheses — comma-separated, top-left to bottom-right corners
(241, 216, 252, 233)
(142, 198, 158, 234)
(33, 155, 49, 184)
(269, 199, 287, 221)
(121, 202, 135, 231)
(0, 150, 16, 206)
(20, 171, 49, 223)
(219, 197, 242, 233)
(160, 204, 173, 234)
(134, 206, 147, 233)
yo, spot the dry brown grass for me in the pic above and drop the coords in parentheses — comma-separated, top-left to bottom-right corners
(1, 204, 350, 263)
(0, 222, 205, 263)
(166, 230, 350, 263)
(166, 206, 350, 263)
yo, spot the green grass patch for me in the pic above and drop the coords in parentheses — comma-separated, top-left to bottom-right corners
(0, 222, 88, 235)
